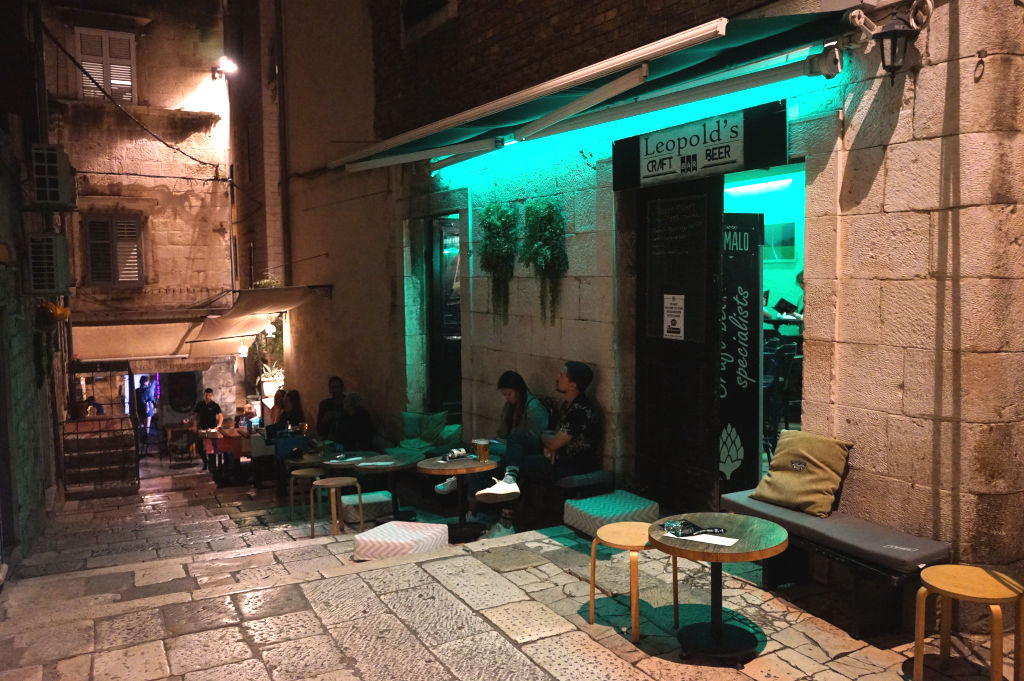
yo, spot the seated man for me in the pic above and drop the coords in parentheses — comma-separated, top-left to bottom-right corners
(476, 360, 601, 505)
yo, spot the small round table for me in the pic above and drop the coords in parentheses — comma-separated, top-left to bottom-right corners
(417, 455, 497, 543)
(913, 564, 1024, 681)
(648, 512, 788, 663)
(590, 522, 651, 643)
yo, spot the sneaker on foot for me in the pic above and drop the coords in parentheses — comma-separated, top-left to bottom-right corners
(483, 521, 515, 539)
(434, 476, 458, 495)
(475, 475, 520, 503)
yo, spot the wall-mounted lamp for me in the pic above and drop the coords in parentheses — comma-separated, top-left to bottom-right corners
(847, 0, 932, 84)
(212, 56, 238, 80)
(238, 340, 249, 357)
(264, 317, 277, 338)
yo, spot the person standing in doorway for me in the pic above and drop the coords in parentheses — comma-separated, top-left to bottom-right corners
(136, 375, 156, 443)
(193, 388, 223, 470)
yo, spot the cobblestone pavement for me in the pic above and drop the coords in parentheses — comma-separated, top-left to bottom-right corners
(0, 469, 1012, 681)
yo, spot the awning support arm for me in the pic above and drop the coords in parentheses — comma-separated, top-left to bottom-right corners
(513, 64, 649, 142)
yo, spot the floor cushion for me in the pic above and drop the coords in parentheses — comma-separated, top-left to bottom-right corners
(352, 521, 449, 561)
(340, 489, 392, 524)
(563, 490, 660, 538)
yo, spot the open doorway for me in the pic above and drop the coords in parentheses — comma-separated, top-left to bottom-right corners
(427, 214, 462, 418)
(723, 163, 805, 472)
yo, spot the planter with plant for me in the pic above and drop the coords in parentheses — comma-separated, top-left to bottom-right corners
(477, 202, 518, 322)
(520, 198, 569, 324)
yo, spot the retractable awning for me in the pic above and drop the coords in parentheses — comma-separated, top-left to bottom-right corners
(333, 11, 848, 172)
(185, 286, 318, 359)
(72, 322, 193, 362)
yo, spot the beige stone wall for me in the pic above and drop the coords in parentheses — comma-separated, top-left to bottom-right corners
(279, 1, 407, 438)
(799, 0, 1024, 578)
(443, 155, 625, 476)
(43, 2, 232, 313)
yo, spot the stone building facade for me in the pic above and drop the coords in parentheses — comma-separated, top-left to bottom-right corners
(41, 0, 237, 410)
(252, 0, 1023, 598)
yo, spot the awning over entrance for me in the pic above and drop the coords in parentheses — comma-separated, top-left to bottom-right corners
(72, 322, 193, 363)
(333, 11, 848, 171)
(185, 286, 318, 359)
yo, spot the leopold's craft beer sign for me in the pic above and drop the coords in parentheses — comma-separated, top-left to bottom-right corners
(640, 112, 743, 185)
(611, 101, 786, 191)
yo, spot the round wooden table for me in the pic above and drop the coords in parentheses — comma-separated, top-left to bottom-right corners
(914, 565, 1024, 681)
(356, 453, 423, 521)
(417, 455, 497, 542)
(648, 512, 788, 663)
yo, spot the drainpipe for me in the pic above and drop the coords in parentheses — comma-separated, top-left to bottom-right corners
(274, 0, 292, 285)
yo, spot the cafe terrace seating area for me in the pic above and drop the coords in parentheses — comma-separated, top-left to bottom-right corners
(2, 456, 1016, 681)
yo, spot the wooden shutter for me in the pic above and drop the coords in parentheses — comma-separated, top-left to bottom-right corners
(76, 28, 135, 103)
(115, 221, 142, 282)
(87, 219, 113, 283)
(77, 30, 106, 99)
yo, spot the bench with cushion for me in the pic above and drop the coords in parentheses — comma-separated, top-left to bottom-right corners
(721, 430, 951, 636)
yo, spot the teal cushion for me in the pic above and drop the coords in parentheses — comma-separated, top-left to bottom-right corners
(401, 411, 421, 439)
(419, 411, 448, 444)
(438, 423, 462, 446)
(398, 438, 435, 453)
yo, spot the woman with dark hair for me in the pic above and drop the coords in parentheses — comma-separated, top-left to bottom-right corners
(495, 370, 549, 441)
(434, 371, 548, 500)
(280, 390, 305, 427)
(269, 389, 287, 425)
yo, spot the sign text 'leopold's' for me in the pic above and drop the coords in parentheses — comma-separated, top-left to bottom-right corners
(639, 112, 743, 186)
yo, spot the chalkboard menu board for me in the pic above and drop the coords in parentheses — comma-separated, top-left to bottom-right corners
(717, 213, 763, 493)
(645, 196, 707, 342)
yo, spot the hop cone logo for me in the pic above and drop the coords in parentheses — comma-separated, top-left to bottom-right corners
(719, 423, 744, 480)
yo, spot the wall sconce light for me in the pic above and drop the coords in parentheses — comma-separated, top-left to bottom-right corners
(212, 56, 238, 80)
(847, 0, 931, 84)
(264, 317, 277, 338)
(238, 341, 249, 357)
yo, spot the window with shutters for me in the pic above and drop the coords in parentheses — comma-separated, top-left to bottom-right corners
(85, 216, 144, 286)
(75, 28, 136, 103)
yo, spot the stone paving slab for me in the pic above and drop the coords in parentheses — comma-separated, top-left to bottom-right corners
(434, 630, 554, 681)
(93, 640, 169, 681)
(379, 581, 492, 646)
(423, 555, 530, 609)
(329, 613, 452, 681)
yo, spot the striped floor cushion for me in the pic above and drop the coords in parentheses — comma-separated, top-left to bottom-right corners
(340, 490, 392, 524)
(352, 521, 449, 561)
(563, 490, 660, 537)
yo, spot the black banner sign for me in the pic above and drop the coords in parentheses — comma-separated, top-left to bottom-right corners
(717, 213, 763, 493)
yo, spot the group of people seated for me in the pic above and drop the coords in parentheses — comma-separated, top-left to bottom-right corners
(435, 360, 602, 537)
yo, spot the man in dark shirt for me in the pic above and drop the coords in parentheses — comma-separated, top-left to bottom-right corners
(194, 388, 223, 470)
(315, 376, 349, 441)
(477, 360, 601, 504)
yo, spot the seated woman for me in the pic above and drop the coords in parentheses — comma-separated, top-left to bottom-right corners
(279, 389, 305, 428)
(434, 370, 548, 497)
(268, 389, 287, 426)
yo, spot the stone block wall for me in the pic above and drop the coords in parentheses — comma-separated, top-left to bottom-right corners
(798, 0, 1024, 580)
(442, 152, 624, 476)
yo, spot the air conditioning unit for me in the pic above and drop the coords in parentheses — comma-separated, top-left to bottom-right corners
(27, 233, 70, 295)
(30, 144, 77, 209)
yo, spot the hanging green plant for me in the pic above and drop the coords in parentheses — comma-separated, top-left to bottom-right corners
(477, 202, 518, 322)
(520, 198, 569, 324)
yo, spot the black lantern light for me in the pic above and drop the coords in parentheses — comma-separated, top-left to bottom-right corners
(875, 11, 919, 83)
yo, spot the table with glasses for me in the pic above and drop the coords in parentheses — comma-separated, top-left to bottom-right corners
(648, 512, 788, 664)
(417, 455, 497, 542)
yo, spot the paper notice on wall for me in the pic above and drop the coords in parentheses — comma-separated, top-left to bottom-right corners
(663, 294, 684, 340)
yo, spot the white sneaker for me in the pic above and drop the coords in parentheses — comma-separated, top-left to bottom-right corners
(475, 476, 520, 503)
(484, 521, 515, 539)
(434, 476, 458, 495)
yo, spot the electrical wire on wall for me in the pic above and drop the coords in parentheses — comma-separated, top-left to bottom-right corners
(41, 24, 222, 173)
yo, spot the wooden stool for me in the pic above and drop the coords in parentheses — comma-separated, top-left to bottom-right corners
(590, 521, 650, 643)
(289, 467, 324, 519)
(914, 564, 1024, 681)
(311, 476, 364, 536)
